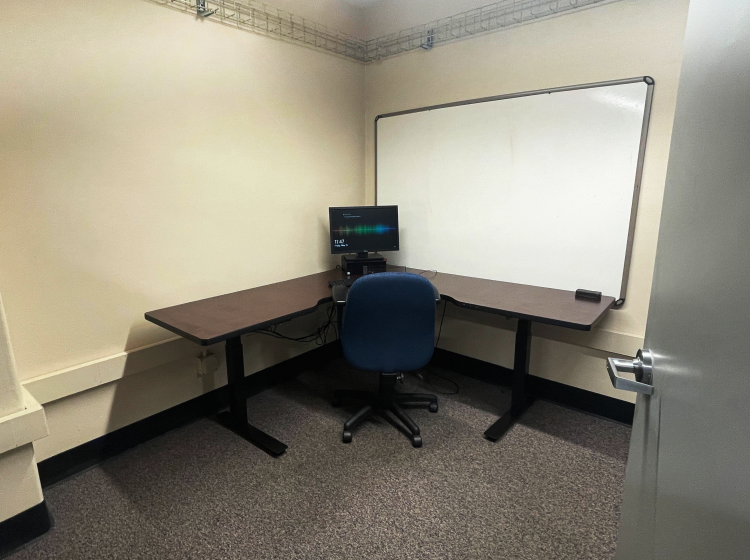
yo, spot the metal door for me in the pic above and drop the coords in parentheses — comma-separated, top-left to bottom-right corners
(612, 0, 750, 558)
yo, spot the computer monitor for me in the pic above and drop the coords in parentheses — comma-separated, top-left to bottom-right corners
(329, 206, 399, 257)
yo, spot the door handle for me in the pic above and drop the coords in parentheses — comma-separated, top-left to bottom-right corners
(607, 349, 654, 395)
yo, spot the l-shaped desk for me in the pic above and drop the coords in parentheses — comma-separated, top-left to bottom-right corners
(145, 268, 614, 456)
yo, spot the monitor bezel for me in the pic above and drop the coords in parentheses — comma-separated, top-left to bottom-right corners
(328, 205, 400, 255)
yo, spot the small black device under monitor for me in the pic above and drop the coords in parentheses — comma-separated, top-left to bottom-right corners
(575, 289, 602, 302)
(341, 253, 388, 275)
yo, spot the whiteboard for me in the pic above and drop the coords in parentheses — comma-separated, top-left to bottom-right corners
(376, 79, 653, 300)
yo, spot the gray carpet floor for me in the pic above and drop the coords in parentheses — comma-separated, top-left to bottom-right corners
(12, 359, 630, 560)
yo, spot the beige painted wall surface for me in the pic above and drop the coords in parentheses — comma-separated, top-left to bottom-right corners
(2, 0, 364, 457)
(1, 0, 365, 381)
(365, 0, 691, 401)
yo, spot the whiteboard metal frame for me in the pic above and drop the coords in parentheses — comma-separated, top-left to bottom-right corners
(374, 76, 655, 305)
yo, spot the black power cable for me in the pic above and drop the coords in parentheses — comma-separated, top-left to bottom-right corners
(435, 299, 447, 347)
(251, 304, 338, 346)
(420, 368, 459, 395)
(411, 300, 459, 395)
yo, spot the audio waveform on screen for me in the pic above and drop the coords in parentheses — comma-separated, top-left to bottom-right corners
(332, 224, 397, 236)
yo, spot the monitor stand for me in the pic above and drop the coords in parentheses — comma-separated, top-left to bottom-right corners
(341, 253, 386, 275)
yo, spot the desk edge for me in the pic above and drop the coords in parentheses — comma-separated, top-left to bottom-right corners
(144, 295, 335, 346)
(441, 295, 614, 331)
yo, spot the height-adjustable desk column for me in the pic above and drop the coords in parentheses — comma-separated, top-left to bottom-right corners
(145, 270, 342, 456)
(484, 318, 533, 441)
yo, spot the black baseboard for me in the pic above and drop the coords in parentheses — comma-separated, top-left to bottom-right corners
(37, 342, 342, 488)
(430, 348, 634, 425)
(0, 500, 52, 560)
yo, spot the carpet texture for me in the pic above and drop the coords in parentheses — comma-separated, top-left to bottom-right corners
(10, 359, 630, 559)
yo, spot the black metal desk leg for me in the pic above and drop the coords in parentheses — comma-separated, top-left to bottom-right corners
(216, 336, 288, 456)
(484, 319, 534, 442)
(336, 305, 344, 338)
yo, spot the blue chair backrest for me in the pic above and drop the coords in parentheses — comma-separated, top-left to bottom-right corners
(341, 272, 436, 373)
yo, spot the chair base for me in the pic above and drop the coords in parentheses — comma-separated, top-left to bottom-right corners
(333, 373, 438, 448)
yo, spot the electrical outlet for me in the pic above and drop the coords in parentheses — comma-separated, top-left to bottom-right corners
(196, 352, 219, 377)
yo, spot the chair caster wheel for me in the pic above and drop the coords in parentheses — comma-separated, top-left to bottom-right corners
(342, 431, 352, 443)
(429, 402, 438, 413)
(411, 435, 422, 448)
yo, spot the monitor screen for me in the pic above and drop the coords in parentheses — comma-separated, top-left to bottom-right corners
(329, 206, 399, 254)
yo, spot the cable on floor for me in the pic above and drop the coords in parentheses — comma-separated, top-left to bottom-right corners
(414, 368, 459, 395)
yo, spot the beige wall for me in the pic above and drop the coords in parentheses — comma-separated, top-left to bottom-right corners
(2, 0, 364, 380)
(364, 0, 691, 401)
(1, 0, 365, 458)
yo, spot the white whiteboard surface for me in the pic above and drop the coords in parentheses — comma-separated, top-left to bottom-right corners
(376, 80, 651, 299)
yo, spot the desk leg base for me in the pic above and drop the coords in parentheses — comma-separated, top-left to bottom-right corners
(484, 411, 514, 442)
(483, 398, 534, 442)
(216, 412, 288, 457)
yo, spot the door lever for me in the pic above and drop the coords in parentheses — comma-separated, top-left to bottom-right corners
(607, 349, 654, 395)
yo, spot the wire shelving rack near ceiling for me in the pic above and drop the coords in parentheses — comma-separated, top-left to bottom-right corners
(153, 0, 618, 63)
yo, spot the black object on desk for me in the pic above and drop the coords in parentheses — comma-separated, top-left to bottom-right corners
(329, 206, 396, 274)
(329, 278, 356, 288)
(575, 289, 603, 302)
(329, 205, 399, 256)
(341, 254, 387, 275)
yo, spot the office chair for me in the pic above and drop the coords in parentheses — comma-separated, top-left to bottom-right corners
(333, 272, 439, 448)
